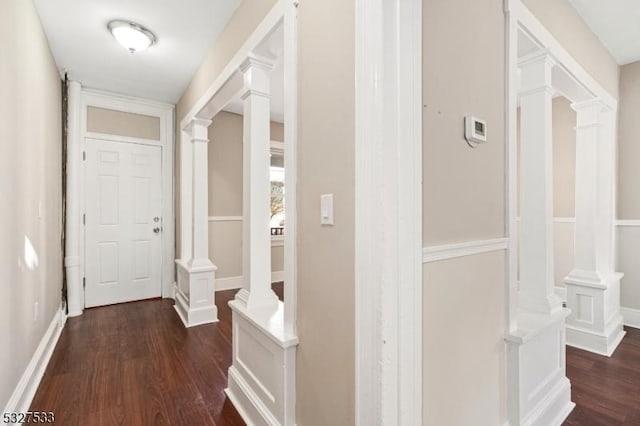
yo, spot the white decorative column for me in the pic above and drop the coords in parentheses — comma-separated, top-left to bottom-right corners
(564, 100, 625, 356)
(518, 51, 562, 315)
(174, 118, 218, 327)
(226, 54, 298, 426)
(235, 54, 279, 310)
(65, 80, 83, 317)
(506, 50, 574, 426)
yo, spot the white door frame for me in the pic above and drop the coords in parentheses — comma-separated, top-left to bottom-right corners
(354, 0, 423, 424)
(66, 86, 175, 314)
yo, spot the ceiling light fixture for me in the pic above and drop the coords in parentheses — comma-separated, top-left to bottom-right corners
(107, 20, 157, 53)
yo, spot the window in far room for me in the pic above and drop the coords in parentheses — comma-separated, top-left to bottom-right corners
(270, 141, 285, 236)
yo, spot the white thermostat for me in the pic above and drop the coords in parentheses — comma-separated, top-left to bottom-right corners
(464, 116, 487, 146)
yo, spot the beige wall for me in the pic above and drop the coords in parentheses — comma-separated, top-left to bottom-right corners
(618, 62, 640, 220)
(423, 0, 507, 424)
(209, 111, 244, 216)
(523, 0, 619, 99)
(423, 252, 506, 426)
(553, 97, 576, 217)
(617, 62, 640, 310)
(0, 0, 63, 409)
(86, 107, 160, 140)
(423, 1, 505, 246)
(296, 0, 355, 423)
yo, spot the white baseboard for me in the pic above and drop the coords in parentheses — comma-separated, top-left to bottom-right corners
(271, 270, 284, 283)
(621, 306, 640, 329)
(3, 304, 66, 415)
(216, 271, 285, 292)
(216, 276, 244, 291)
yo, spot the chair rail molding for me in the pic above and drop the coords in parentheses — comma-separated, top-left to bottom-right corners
(422, 238, 509, 263)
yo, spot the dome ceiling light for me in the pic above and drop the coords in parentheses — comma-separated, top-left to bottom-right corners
(107, 20, 157, 53)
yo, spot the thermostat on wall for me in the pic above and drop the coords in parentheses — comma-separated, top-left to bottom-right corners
(464, 116, 487, 146)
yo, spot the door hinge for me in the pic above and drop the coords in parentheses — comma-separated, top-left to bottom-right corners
(83, 213, 86, 225)
(83, 277, 86, 288)
(83, 151, 86, 161)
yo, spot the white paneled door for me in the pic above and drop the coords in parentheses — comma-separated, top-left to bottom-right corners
(85, 137, 163, 307)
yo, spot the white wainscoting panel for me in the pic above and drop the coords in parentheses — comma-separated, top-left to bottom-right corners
(3, 305, 66, 415)
(423, 238, 509, 263)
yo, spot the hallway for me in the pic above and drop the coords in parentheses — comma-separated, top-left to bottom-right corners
(564, 327, 640, 425)
(28, 285, 283, 425)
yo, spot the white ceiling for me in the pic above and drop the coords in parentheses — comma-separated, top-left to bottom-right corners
(569, 0, 640, 65)
(34, 0, 240, 103)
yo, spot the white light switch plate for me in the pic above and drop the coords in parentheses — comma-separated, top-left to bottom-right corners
(320, 193, 334, 225)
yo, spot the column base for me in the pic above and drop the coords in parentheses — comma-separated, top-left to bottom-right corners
(506, 308, 575, 426)
(226, 300, 298, 426)
(174, 259, 218, 328)
(564, 270, 625, 356)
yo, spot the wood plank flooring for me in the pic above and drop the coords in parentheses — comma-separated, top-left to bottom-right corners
(30, 283, 284, 426)
(564, 327, 640, 425)
(32, 286, 637, 425)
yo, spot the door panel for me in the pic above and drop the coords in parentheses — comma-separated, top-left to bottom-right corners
(85, 138, 162, 308)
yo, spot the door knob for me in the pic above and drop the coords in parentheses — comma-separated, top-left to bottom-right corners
(153, 227, 161, 234)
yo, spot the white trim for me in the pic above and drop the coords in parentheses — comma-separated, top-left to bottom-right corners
(616, 220, 640, 227)
(282, 0, 298, 338)
(3, 305, 66, 415)
(513, 1, 616, 109)
(621, 307, 640, 329)
(84, 131, 160, 146)
(271, 235, 285, 247)
(271, 270, 284, 283)
(70, 87, 175, 312)
(554, 217, 576, 224)
(355, 0, 422, 423)
(208, 215, 243, 222)
(515, 217, 576, 223)
(215, 272, 284, 292)
(555, 286, 567, 304)
(423, 238, 509, 263)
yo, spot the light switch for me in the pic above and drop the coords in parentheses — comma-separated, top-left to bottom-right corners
(320, 193, 334, 225)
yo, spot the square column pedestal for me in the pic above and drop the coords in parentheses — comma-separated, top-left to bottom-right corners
(564, 272, 625, 356)
(174, 259, 218, 327)
(226, 300, 297, 425)
(507, 309, 575, 426)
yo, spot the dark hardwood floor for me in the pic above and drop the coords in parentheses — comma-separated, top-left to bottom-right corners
(30, 283, 284, 426)
(564, 326, 640, 425)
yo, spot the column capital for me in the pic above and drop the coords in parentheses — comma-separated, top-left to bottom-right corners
(518, 49, 556, 97)
(186, 117, 212, 143)
(572, 98, 611, 129)
(239, 53, 276, 74)
(240, 54, 275, 100)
